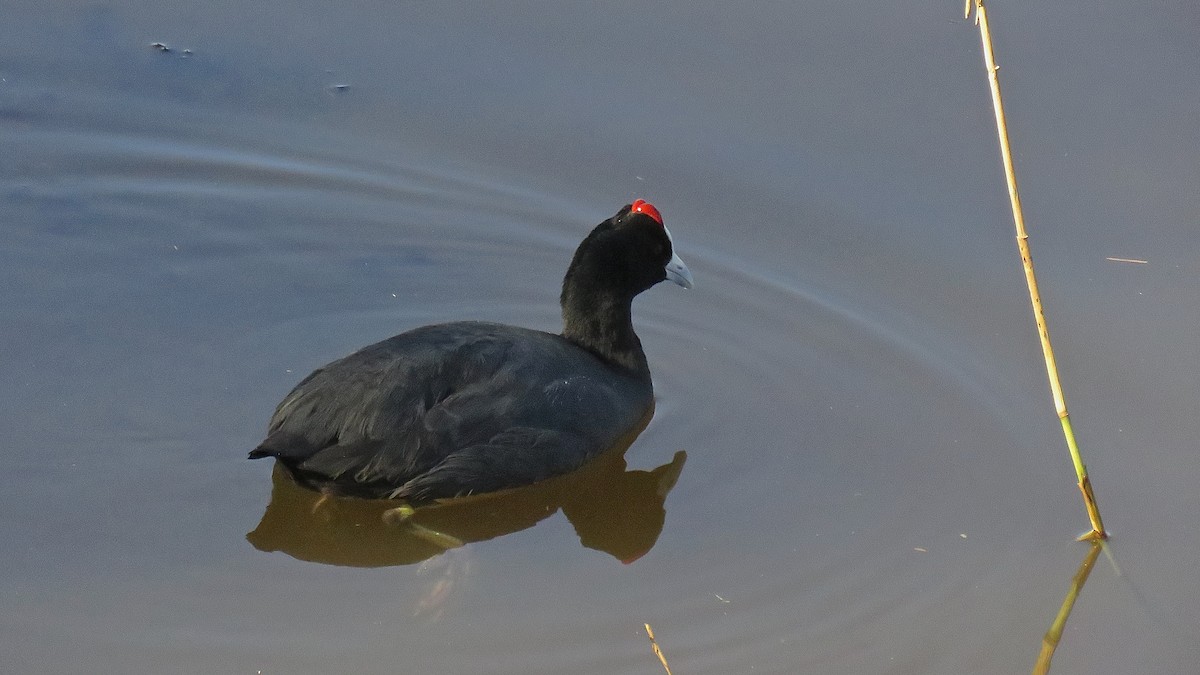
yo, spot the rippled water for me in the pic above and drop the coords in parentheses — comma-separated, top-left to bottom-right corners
(3, 2, 1199, 673)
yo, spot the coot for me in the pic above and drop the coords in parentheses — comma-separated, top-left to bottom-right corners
(250, 200, 693, 503)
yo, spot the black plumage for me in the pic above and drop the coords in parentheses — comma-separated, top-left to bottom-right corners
(249, 200, 692, 503)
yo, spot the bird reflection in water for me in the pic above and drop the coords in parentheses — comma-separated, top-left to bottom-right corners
(246, 414, 686, 568)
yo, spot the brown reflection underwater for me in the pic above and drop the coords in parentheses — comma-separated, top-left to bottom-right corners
(246, 418, 686, 567)
(1031, 541, 1103, 675)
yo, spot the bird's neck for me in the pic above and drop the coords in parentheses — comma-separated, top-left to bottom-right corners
(561, 288, 648, 375)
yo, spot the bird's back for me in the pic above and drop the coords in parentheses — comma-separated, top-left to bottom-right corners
(251, 321, 653, 501)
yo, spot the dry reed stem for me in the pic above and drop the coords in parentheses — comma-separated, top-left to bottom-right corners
(644, 623, 674, 675)
(968, 0, 1107, 540)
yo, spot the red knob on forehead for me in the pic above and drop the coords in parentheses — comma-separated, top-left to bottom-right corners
(630, 199, 663, 226)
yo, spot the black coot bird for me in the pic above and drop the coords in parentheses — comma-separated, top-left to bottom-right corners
(249, 200, 693, 504)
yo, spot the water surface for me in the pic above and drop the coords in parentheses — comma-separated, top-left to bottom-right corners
(3, 2, 1198, 673)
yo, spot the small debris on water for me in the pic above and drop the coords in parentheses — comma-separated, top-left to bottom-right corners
(914, 547, 928, 553)
(1105, 256, 1148, 264)
(150, 42, 195, 58)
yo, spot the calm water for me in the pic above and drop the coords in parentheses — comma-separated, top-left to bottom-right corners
(3, 2, 1198, 673)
